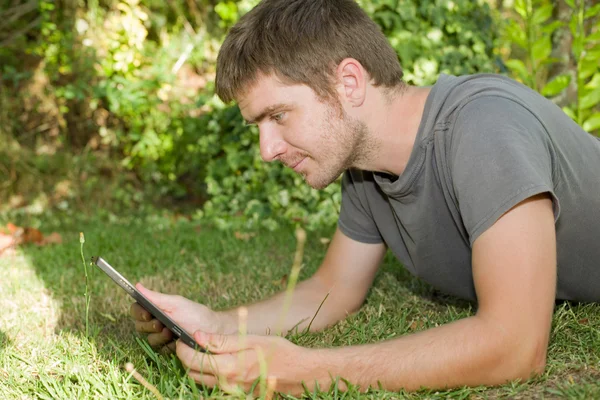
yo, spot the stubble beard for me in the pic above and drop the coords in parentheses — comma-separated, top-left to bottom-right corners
(304, 109, 373, 190)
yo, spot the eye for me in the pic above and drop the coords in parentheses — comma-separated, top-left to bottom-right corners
(271, 112, 286, 123)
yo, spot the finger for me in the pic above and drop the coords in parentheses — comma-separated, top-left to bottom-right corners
(135, 319, 164, 333)
(177, 340, 236, 377)
(188, 371, 247, 395)
(165, 340, 177, 354)
(130, 302, 152, 321)
(135, 283, 177, 309)
(187, 371, 219, 389)
(194, 331, 258, 354)
(147, 327, 174, 347)
(159, 341, 176, 356)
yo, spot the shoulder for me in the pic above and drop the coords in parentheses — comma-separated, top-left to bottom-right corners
(448, 94, 550, 159)
(454, 94, 541, 130)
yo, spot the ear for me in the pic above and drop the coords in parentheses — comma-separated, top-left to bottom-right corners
(335, 58, 367, 107)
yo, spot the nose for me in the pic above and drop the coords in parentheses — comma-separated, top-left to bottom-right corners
(259, 125, 287, 162)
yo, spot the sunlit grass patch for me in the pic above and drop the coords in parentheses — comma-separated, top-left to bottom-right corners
(0, 214, 598, 399)
(0, 253, 62, 343)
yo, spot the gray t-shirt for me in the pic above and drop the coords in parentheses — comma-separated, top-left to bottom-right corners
(338, 73, 600, 302)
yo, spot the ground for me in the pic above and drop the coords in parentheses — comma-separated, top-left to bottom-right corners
(0, 213, 599, 399)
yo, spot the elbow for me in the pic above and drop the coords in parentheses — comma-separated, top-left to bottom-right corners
(521, 339, 548, 378)
(495, 336, 548, 383)
(311, 274, 366, 315)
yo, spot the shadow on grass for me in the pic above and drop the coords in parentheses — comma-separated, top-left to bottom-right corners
(8, 215, 211, 396)
(16, 211, 528, 398)
(13, 213, 308, 396)
(20, 213, 477, 340)
(377, 252, 475, 311)
(0, 330, 11, 351)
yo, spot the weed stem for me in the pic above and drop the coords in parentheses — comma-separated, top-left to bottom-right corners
(79, 232, 90, 338)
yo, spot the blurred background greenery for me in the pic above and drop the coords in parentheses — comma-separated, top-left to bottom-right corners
(1, 0, 599, 231)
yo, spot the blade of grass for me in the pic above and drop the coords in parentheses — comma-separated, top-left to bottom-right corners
(79, 232, 91, 338)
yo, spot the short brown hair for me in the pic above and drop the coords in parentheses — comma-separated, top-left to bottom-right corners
(215, 0, 405, 103)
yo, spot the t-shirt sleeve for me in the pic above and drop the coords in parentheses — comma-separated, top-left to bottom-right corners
(337, 170, 384, 244)
(450, 96, 560, 246)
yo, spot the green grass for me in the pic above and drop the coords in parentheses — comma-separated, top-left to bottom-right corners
(0, 212, 599, 399)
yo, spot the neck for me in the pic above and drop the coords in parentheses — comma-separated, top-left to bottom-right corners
(355, 85, 431, 176)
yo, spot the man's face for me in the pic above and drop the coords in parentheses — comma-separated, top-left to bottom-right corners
(238, 74, 369, 189)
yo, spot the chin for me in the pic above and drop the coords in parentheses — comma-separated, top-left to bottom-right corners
(304, 171, 343, 190)
(307, 181, 330, 190)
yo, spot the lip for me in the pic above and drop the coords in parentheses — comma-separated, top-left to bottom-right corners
(291, 157, 306, 172)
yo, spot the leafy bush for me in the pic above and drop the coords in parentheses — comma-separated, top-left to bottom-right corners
(361, 0, 499, 85)
(171, 0, 501, 230)
(501, 0, 600, 135)
(183, 103, 342, 231)
(562, 0, 600, 133)
(1, 0, 500, 230)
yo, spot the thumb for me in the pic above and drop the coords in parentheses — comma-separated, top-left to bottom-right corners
(135, 283, 176, 308)
(194, 331, 257, 354)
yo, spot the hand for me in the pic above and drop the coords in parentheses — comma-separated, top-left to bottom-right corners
(177, 331, 322, 396)
(130, 283, 230, 353)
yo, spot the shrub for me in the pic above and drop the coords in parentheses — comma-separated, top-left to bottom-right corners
(1, 0, 500, 230)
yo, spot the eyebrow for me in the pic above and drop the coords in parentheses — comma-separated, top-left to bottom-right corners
(244, 103, 290, 125)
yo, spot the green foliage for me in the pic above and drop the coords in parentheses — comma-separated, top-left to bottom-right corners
(360, 0, 499, 85)
(501, 0, 600, 135)
(1, 0, 501, 230)
(191, 0, 499, 229)
(502, 0, 564, 93)
(562, 0, 600, 133)
(194, 104, 342, 231)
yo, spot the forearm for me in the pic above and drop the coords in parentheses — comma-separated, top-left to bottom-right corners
(218, 274, 358, 335)
(311, 315, 545, 392)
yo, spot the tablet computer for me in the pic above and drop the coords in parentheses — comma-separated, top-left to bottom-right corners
(91, 256, 204, 352)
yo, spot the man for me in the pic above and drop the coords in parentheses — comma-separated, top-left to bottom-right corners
(131, 0, 600, 395)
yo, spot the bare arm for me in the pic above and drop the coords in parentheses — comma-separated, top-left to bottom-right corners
(219, 228, 387, 335)
(308, 194, 556, 391)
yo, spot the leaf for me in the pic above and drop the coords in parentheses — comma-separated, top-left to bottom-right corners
(572, 35, 585, 61)
(100, 312, 117, 322)
(234, 231, 256, 241)
(272, 274, 288, 286)
(41, 232, 63, 246)
(564, 0, 575, 8)
(541, 20, 564, 35)
(579, 58, 599, 80)
(505, 59, 529, 81)
(582, 113, 600, 132)
(409, 320, 425, 331)
(562, 106, 576, 120)
(580, 88, 600, 110)
(540, 56, 562, 66)
(22, 228, 44, 244)
(0, 233, 16, 256)
(532, 36, 552, 63)
(505, 22, 527, 49)
(6, 223, 19, 234)
(514, 0, 528, 18)
(320, 237, 331, 245)
(585, 73, 600, 90)
(214, 1, 238, 22)
(585, 31, 600, 44)
(0, 224, 62, 252)
(542, 74, 572, 97)
(531, 4, 554, 25)
(584, 3, 600, 19)
(569, 16, 579, 36)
